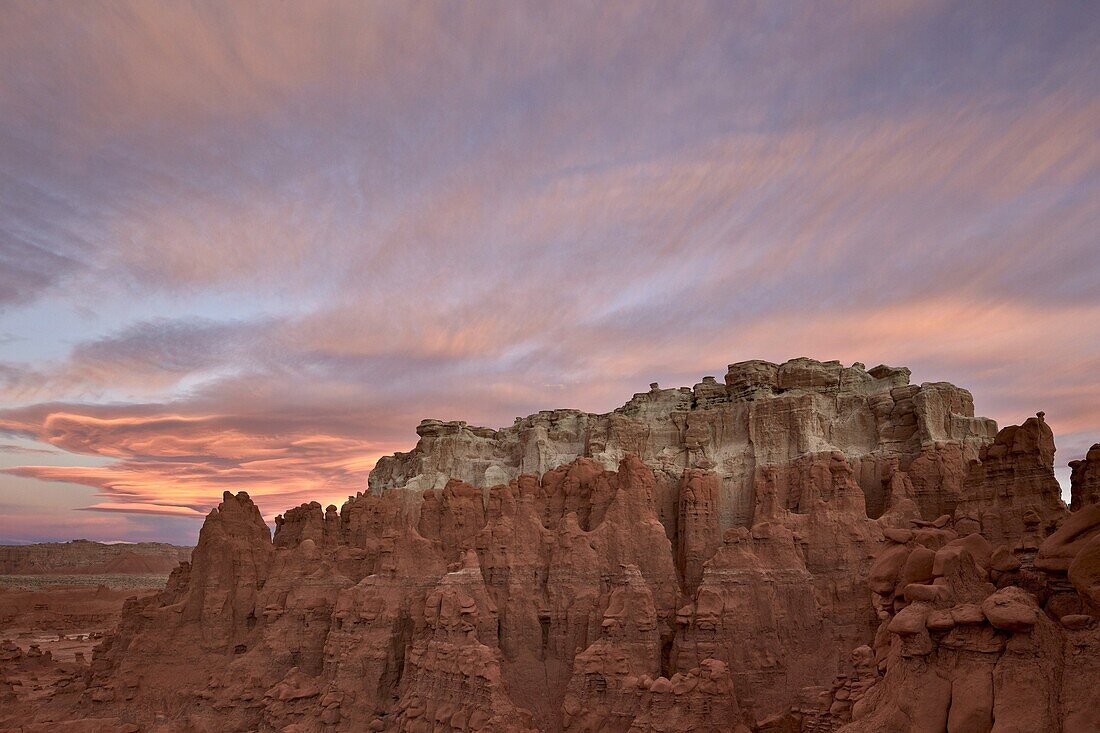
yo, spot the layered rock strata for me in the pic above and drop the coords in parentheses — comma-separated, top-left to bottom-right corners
(0, 540, 191, 575)
(7, 358, 1095, 733)
(369, 359, 998, 527)
(48, 458, 700, 731)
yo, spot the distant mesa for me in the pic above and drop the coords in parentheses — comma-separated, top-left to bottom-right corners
(0, 539, 192, 576)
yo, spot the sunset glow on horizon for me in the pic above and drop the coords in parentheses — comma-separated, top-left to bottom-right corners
(1, 1, 1097, 544)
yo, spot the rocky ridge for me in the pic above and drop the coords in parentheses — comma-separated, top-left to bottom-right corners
(2, 357, 1095, 733)
(0, 541, 192, 575)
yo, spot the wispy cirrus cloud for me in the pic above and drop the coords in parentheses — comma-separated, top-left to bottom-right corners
(0, 1, 1097, 541)
(0, 318, 272, 402)
(3, 295, 1096, 526)
(0, 406, 397, 521)
(0, 443, 57, 455)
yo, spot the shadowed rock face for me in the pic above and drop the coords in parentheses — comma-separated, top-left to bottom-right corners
(953, 414, 1066, 548)
(4, 358, 1096, 733)
(1069, 443, 1100, 511)
(817, 502, 1100, 733)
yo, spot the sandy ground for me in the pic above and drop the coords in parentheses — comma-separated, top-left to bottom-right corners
(0, 576, 165, 658)
(0, 575, 168, 725)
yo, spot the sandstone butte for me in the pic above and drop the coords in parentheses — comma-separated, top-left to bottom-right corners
(3, 357, 1099, 733)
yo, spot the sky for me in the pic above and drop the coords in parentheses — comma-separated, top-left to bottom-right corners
(0, 1, 1097, 545)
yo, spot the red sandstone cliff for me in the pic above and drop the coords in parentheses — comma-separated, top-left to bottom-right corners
(2, 358, 1094, 733)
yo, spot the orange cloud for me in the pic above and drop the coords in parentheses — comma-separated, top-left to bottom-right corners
(1, 1, 1096, 542)
(1, 408, 400, 521)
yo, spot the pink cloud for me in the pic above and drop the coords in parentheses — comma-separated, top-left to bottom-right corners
(0, 1, 1096, 541)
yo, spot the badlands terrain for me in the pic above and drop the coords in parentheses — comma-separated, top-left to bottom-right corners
(2, 357, 1099, 732)
(0, 540, 191, 729)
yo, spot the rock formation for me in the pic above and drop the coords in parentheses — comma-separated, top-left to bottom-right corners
(4, 358, 1095, 733)
(953, 413, 1066, 548)
(0, 540, 191, 575)
(821, 503, 1100, 733)
(369, 359, 998, 528)
(1069, 443, 1100, 511)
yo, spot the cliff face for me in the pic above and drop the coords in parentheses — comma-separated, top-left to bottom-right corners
(71, 458, 713, 732)
(1069, 443, 1100, 511)
(954, 413, 1066, 547)
(370, 358, 996, 529)
(6, 358, 1095, 733)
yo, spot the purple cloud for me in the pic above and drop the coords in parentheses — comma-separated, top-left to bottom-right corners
(0, 1, 1096, 541)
